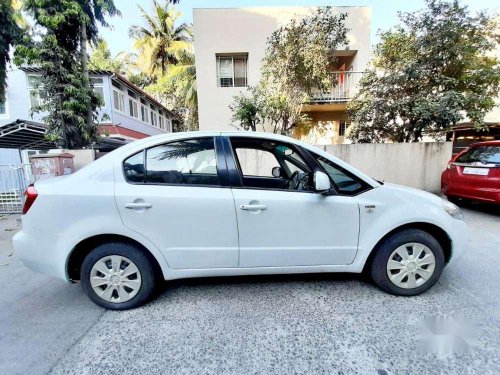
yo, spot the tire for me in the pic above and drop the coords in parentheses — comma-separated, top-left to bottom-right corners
(81, 242, 159, 310)
(447, 196, 465, 207)
(370, 229, 445, 296)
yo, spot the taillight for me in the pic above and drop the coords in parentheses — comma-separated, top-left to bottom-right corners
(22, 184, 38, 215)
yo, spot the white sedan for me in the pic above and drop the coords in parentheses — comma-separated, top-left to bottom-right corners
(14, 132, 468, 310)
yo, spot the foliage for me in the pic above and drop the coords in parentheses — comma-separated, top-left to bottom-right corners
(129, 0, 192, 78)
(0, 0, 22, 101)
(230, 7, 349, 135)
(89, 38, 122, 72)
(148, 56, 198, 131)
(230, 87, 263, 132)
(131, 0, 196, 131)
(347, 0, 500, 143)
(89, 38, 139, 76)
(14, 0, 118, 148)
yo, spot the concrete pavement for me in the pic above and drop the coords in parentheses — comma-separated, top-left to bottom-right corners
(0, 205, 499, 375)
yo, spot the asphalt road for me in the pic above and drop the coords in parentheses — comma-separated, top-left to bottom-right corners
(0, 204, 499, 375)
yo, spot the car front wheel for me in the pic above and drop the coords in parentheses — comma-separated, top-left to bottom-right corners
(370, 229, 445, 296)
(81, 242, 159, 310)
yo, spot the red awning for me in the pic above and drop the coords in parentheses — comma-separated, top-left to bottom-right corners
(98, 124, 149, 140)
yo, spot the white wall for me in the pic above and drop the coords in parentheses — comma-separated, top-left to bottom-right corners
(319, 142, 453, 192)
(194, 6, 372, 132)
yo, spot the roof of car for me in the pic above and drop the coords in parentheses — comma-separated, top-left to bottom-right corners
(470, 140, 500, 147)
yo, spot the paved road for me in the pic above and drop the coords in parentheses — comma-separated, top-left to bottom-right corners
(0, 205, 499, 375)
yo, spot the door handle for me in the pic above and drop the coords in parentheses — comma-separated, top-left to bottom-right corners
(240, 204, 267, 211)
(124, 202, 152, 209)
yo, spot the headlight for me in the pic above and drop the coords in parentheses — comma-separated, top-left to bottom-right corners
(442, 199, 464, 220)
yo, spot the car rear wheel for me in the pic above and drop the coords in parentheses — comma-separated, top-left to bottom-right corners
(81, 242, 159, 310)
(370, 229, 445, 296)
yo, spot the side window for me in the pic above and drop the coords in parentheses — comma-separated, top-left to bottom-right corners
(145, 138, 218, 186)
(314, 154, 370, 195)
(124, 151, 144, 183)
(230, 138, 312, 191)
(236, 148, 280, 177)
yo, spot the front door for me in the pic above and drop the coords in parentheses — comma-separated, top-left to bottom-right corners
(226, 137, 360, 267)
(115, 137, 239, 269)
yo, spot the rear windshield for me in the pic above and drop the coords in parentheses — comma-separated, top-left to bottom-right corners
(456, 146, 500, 165)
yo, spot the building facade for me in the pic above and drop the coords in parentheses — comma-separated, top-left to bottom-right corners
(194, 6, 371, 144)
(0, 66, 175, 163)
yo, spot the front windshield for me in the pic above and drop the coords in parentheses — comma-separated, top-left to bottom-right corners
(456, 146, 500, 165)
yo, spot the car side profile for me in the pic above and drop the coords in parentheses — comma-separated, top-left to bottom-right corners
(14, 132, 468, 310)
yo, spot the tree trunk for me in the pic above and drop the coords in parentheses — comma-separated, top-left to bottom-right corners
(80, 21, 93, 131)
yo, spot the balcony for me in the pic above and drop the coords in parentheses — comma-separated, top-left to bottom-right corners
(308, 71, 363, 103)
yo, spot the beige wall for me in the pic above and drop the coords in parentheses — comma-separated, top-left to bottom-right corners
(63, 149, 96, 171)
(299, 111, 351, 145)
(194, 6, 372, 132)
(319, 142, 453, 192)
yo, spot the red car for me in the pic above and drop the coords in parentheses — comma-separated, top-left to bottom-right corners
(441, 140, 500, 204)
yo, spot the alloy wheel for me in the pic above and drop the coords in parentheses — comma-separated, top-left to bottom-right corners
(386, 243, 436, 289)
(90, 255, 142, 303)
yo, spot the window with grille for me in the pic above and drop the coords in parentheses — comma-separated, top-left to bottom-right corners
(27, 74, 44, 109)
(339, 121, 350, 136)
(216, 54, 248, 87)
(128, 90, 139, 118)
(140, 98, 149, 123)
(90, 77, 104, 104)
(112, 81, 125, 112)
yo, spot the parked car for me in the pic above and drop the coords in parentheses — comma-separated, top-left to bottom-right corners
(441, 140, 500, 205)
(14, 132, 468, 310)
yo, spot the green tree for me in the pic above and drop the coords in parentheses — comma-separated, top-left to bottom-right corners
(0, 0, 22, 101)
(129, 0, 192, 77)
(230, 87, 263, 132)
(147, 47, 197, 131)
(348, 0, 500, 143)
(79, 0, 120, 130)
(14, 0, 119, 148)
(230, 7, 349, 135)
(89, 38, 137, 74)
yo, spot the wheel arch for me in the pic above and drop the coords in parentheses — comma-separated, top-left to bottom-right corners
(67, 234, 165, 282)
(362, 222, 452, 273)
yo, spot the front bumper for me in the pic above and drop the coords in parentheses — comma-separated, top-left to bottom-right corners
(446, 218, 469, 263)
(13, 228, 72, 282)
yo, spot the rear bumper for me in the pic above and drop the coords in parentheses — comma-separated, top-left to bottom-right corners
(442, 184, 500, 204)
(12, 228, 72, 282)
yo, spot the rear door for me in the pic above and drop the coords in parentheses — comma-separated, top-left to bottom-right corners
(115, 136, 239, 269)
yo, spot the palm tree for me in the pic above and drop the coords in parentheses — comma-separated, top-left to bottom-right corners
(129, 0, 192, 77)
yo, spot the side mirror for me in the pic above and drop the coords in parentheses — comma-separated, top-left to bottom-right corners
(271, 166, 282, 178)
(314, 170, 332, 193)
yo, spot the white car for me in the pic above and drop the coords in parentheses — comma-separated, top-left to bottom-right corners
(14, 132, 468, 310)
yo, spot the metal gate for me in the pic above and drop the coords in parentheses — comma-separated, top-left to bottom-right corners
(0, 164, 33, 214)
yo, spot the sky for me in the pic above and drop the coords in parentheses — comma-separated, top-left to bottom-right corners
(100, 0, 499, 56)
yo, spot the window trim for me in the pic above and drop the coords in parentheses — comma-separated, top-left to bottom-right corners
(27, 74, 44, 109)
(122, 136, 225, 188)
(339, 121, 350, 137)
(127, 90, 139, 119)
(308, 150, 372, 196)
(216, 54, 248, 88)
(224, 136, 321, 194)
(112, 87, 125, 113)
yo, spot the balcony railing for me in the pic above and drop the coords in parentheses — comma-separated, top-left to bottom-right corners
(309, 71, 364, 103)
